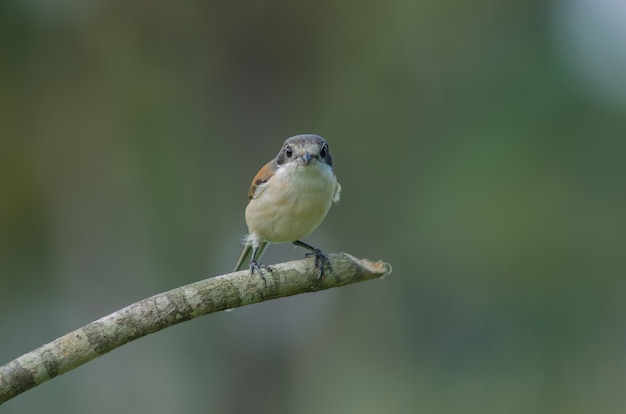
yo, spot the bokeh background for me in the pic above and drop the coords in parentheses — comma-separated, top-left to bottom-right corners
(2, 0, 626, 412)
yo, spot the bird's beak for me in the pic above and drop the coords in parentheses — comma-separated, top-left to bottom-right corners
(302, 151, 312, 165)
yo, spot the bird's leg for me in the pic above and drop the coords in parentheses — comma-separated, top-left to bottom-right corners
(292, 240, 332, 279)
(249, 245, 272, 284)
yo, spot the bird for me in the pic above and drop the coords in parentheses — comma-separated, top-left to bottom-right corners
(234, 134, 341, 282)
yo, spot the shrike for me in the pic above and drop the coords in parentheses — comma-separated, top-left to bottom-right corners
(234, 134, 341, 281)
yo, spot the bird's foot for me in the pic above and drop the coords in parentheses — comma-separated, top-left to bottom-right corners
(250, 260, 272, 285)
(306, 248, 332, 279)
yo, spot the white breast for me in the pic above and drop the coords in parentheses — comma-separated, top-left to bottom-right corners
(245, 162, 340, 244)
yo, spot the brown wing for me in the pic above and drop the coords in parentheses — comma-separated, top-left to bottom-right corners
(248, 160, 276, 200)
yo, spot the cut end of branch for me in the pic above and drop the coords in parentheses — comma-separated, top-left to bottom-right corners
(341, 253, 392, 278)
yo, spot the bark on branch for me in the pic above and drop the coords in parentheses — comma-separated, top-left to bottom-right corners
(0, 253, 391, 404)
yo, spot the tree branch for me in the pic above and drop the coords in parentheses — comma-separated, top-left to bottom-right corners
(0, 253, 391, 404)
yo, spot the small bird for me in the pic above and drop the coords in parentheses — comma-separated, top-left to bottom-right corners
(234, 134, 341, 281)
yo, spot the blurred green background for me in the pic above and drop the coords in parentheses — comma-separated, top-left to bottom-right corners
(2, 0, 626, 412)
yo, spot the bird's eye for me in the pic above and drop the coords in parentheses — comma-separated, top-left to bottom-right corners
(319, 144, 328, 159)
(285, 145, 293, 158)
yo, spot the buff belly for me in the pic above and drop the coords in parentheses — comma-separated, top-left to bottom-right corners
(245, 163, 337, 243)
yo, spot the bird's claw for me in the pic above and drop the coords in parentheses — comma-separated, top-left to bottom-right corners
(306, 248, 332, 279)
(250, 260, 272, 285)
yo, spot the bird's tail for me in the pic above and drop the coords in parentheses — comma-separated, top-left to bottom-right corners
(233, 240, 268, 272)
